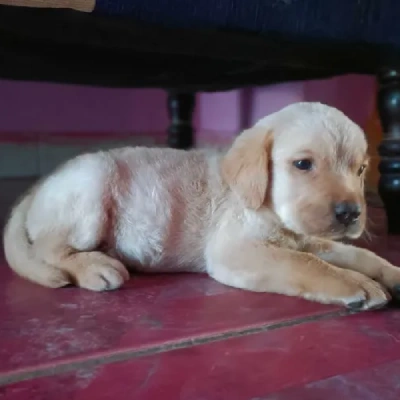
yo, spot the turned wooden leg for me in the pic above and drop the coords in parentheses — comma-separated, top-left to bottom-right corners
(167, 92, 195, 149)
(377, 68, 400, 234)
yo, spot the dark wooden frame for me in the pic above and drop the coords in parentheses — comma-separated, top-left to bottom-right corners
(377, 68, 400, 234)
(167, 92, 196, 149)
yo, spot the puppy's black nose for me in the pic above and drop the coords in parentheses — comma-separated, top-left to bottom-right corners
(334, 202, 361, 226)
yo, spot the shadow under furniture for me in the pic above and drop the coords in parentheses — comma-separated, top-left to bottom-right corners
(1, 1, 400, 232)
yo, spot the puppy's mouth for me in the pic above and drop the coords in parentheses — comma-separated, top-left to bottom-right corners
(277, 207, 365, 239)
(321, 222, 364, 240)
(290, 220, 364, 240)
(342, 227, 364, 240)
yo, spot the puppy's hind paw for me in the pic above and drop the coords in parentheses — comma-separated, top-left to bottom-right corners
(75, 260, 130, 291)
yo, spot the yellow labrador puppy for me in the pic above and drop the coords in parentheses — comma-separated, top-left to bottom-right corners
(4, 102, 400, 310)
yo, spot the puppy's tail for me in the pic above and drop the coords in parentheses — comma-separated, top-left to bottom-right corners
(3, 192, 69, 288)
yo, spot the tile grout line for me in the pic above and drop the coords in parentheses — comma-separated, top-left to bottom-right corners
(0, 309, 351, 387)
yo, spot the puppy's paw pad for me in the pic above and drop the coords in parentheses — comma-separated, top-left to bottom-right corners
(346, 300, 365, 311)
(77, 263, 129, 291)
(392, 284, 400, 300)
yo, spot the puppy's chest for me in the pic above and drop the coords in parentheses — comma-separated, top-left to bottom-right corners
(241, 212, 302, 251)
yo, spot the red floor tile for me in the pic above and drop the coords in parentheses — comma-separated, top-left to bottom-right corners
(2, 311, 400, 399)
(260, 359, 400, 400)
(0, 264, 338, 377)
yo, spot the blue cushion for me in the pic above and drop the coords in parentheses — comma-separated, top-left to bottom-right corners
(94, 0, 400, 48)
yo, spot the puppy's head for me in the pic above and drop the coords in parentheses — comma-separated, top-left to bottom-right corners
(222, 102, 369, 239)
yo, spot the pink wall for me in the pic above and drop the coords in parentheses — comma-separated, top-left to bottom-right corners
(0, 74, 376, 138)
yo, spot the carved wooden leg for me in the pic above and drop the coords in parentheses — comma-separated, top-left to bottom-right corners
(167, 92, 195, 149)
(377, 68, 400, 234)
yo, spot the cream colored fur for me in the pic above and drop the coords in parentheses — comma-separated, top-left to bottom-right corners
(4, 102, 400, 310)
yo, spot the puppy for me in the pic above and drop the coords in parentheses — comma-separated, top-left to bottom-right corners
(4, 102, 400, 310)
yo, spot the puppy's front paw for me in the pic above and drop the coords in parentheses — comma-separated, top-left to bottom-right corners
(378, 264, 400, 300)
(304, 269, 391, 310)
(355, 248, 400, 300)
(75, 260, 130, 291)
(338, 270, 390, 310)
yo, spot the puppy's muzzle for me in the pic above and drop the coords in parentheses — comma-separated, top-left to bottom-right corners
(334, 202, 361, 227)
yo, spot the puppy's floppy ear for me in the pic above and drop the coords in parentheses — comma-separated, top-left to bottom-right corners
(221, 127, 273, 210)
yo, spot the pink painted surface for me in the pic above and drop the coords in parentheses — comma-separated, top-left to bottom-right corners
(0, 81, 172, 133)
(0, 74, 375, 139)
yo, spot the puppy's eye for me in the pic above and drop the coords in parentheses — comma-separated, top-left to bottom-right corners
(293, 159, 313, 171)
(357, 164, 367, 176)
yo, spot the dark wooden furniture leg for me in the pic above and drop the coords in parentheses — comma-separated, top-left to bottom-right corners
(167, 92, 195, 149)
(377, 68, 400, 234)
